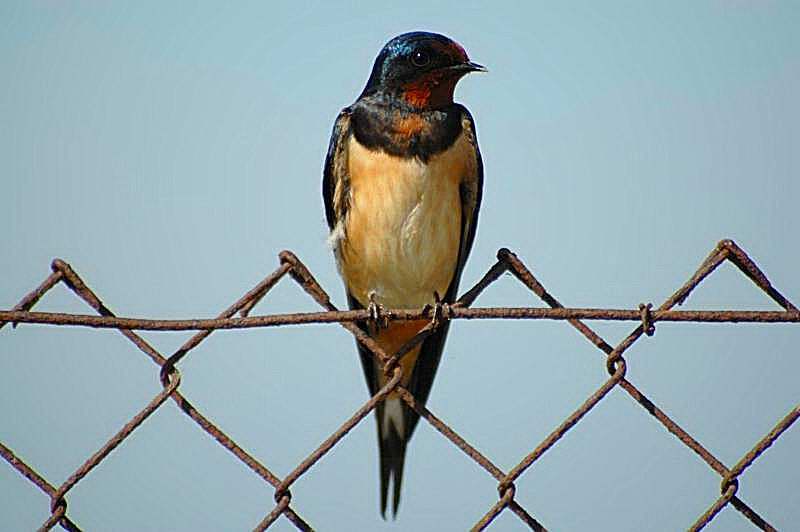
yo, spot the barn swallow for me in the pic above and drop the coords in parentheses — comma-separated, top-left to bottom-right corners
(323, 31, 484, 517)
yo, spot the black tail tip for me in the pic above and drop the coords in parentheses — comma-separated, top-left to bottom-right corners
(379, 477, 402, 519)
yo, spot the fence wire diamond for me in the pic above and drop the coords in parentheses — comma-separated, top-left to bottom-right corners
(1, 239, 798, 531)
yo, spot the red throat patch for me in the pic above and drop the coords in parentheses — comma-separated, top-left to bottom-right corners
(401, 72, 459, 109)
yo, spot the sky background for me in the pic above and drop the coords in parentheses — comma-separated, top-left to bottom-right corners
(2, 2, 799, 531)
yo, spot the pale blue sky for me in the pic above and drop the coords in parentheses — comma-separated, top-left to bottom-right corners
(2, 2, 799, 531)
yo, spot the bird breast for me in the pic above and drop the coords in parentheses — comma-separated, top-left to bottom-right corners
(338, 132, 471, 310)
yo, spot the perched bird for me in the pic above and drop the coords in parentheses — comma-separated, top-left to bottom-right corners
(323, 31, 485, 516)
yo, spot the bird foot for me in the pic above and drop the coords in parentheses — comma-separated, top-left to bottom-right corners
(367, 291, 389, 330)
(423, 291, 448, 330)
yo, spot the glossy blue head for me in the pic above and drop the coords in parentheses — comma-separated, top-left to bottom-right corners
(360, 31, 485, 108)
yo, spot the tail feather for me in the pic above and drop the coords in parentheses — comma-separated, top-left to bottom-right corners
(376, 399, 413, 517)
(347, 292, 451, 517)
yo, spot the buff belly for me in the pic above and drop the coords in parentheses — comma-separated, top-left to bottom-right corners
(336, 133, 470, 388)
(338, 134, 467, 309)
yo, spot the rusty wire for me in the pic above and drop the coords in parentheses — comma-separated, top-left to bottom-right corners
(1, 238, 797, 530)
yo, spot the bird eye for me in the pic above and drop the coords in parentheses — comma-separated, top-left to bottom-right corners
(410, 50, 431, 67)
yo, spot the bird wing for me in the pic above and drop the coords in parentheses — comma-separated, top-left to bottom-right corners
(322, 108, 353, 232)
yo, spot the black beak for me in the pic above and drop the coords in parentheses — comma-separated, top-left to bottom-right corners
(449, 60, 488, 74)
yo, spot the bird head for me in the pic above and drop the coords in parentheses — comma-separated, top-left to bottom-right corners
(360, 31, 486, 110)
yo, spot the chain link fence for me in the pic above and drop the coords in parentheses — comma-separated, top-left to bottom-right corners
(1, 239, 798, 531)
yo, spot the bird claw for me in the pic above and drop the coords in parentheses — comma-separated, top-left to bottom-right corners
(367, 291, 389, 330)
(424, 291, 448, 330)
